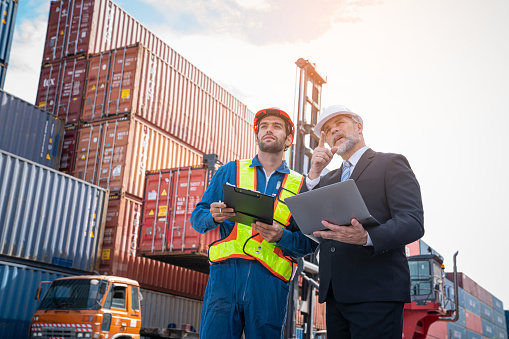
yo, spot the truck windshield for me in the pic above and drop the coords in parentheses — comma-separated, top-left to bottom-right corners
(39, 279, 108, 310)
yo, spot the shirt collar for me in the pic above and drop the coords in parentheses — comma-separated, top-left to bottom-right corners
(345, 146, 369, 167)
(250, 154, 290, 174)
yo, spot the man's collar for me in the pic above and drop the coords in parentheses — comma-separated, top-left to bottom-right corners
(346, 146, 369, 167)
(251, 154, 290, 174)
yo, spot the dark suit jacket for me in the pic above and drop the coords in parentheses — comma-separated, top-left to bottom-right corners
(308, 148, 424, 303)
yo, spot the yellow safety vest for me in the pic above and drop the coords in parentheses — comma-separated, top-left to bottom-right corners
(208, 159, 304, 282)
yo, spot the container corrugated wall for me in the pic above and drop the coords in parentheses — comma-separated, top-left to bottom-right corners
(0, 62, 6, 88)
(72, 116, 203, 198)
(99, 192, 208, 300)
(81, 43, 255, 162)
(0, 150, 108, 272)
(0, 260, 71, 339)
(60, 123, 79, 173)
(139, 166, 220, 273)
(0, 89, 65, 169)
(140, 288, 202, 333)
(36, 55, 88, 123)
(0, 0, 18, 65)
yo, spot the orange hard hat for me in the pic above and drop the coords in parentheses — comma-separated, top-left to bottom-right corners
(253, 108, 295, 144)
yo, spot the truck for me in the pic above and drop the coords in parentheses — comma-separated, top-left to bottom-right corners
(29, 275, 198, 339)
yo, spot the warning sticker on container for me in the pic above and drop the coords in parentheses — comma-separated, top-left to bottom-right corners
(112, 165, 121, 177)
(46, 154, 51, 160)
(38, 101, 46, 107)
(102, 249, 110, 260)
(161, 189, 167, 196)
(158, 206, 167, 217)
(148, 190, 157, 200)
(121, 89, 130, 99)
(149, 209, 154, 216)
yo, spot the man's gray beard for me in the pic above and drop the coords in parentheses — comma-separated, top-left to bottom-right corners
(334, 133, 361, 156)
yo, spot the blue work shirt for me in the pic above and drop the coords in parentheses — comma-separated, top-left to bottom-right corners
(191, 155, 317, 258)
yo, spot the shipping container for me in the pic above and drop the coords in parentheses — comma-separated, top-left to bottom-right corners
(480, 302, 494, 322)
(427, 320, 447, 339)
(465, 309, 483, 333)
(99, 192, 208, 300)
(448, 322, 467, 339)
(465, 292, 481, 316)
(447, 272, 480, 298)
(0, 0, 18, 65)
(445, 278, 466, 309)
(494, 311, 506, 328)
(481, 318, 495, 337)
(0, 260, 72, 339)
(73, 115, 203, 198)
(0, 89, 65, 169)
(295, 294, 326, 331)
(0, 61, 6, 88)
(495, 326, 508, 339)
(140, 288, 202, 333)
(405, 239, 441, 258)
(466, 330, 483, 339)
(36, 55, 88, 123)
(80, 43, 255, 162)
(139, 166, 219, 273)
(477, 285, 493, 307)
(493, 295, 504, 313)
(59, 123, 78, 173)
(0, 150, 108, 272)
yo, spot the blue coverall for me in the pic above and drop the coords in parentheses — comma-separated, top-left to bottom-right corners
(191, 155, 317, 339)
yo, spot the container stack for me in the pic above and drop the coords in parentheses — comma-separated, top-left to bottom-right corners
(405, 239, 508, 339)
(34, 0, 256, 303)
(0, 0, 18, 88)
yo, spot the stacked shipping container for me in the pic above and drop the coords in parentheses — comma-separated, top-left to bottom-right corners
(405, 240, 508, 339)
(0, 0, 18, 88)
(33, 0, 256, 316)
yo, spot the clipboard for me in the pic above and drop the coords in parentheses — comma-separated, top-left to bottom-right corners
(222, 183, 275, 225)
(285, 179, 379, 242)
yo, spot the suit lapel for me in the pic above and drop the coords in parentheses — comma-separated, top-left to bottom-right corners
(350, 148, 375, 181)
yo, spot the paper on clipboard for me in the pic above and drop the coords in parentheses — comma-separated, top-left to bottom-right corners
(222, 183, 275, 225)
(285, 179, 379, 242)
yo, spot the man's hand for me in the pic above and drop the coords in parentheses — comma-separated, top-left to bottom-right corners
(308, 132, 338, 180)
(313, 218, 368, 245)
(251, 221, 284, 243)
(210, 202, 235, 223)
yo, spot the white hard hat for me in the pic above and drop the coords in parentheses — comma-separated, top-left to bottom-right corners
(314, 105, 363, 135)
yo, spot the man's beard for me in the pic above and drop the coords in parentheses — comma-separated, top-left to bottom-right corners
(332, 132, 361, 156)
(258, 135, 286, 153)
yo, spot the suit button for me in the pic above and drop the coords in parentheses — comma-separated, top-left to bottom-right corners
(331, 247, 336, 253)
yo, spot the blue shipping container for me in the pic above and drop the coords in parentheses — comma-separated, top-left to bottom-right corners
(466, 329, 483, 339)
(494, 310, 506, 327)
(0, 260, 71, 339)
(0, 89, 65, 169)
(0, 62, 5, 88)
(480, 301, 494, 322)
(0, 150, 108, 272)
(493, 295, 504, 313)
(464, 291, 480, 315)
(0, 0, 18, 66)
(445, 278, 465, 308)
(482, 318, 496, 337)
(495, 326, 508, 339)
(447, 322, 467, 339)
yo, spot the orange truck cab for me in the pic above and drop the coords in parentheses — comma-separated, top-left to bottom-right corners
(29, 275, 141, 339)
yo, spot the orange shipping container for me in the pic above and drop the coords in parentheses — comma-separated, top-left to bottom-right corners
(36, 55, 88, 123)
(73, 116, 203, 198)
(139, 166, 220, 273)
(81, 44, 255, 163)
(100, 192, 208, 300)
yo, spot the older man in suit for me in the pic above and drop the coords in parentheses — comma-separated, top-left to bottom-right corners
(305, 105, 424, 338)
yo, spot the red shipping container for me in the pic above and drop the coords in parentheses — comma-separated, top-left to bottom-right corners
(296, 294, 326, 331)
(36, 55, 87, 123)
(405, 240, 421, 257)
(100, 192, 207, 300)
(59, 123, 78, 173)
(427, 320, 447, 338)
(42, 0, 71, 62)
(81, 44, 255, 162)
(465, 309, 483, 333)
(477, 285, 493, 307)
(446, 272, 480, 298)
(73, 115, 203, 198)
(139, 166, 219, 273)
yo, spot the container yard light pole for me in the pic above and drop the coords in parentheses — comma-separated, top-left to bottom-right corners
(286, 58, 326, 339)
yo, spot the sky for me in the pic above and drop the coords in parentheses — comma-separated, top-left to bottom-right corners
(5, 0, 509, 308)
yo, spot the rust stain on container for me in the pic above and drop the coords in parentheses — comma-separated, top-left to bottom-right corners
(139, 166, 220, 273)
(100, 192, 207, 300)
(36, 56, 87, 123)
(73, 116, 203, 198)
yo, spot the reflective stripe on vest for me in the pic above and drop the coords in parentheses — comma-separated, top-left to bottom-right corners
(208, 159, 304, 282)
